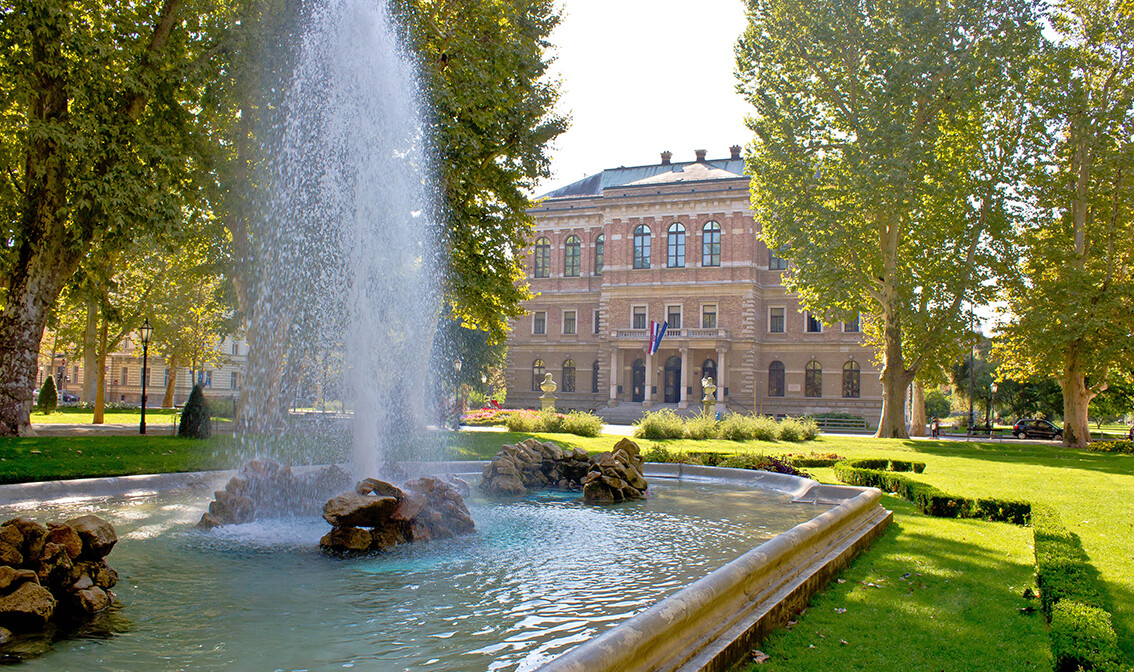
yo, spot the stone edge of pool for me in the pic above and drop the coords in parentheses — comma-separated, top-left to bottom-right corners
(0, 462, 890, 672)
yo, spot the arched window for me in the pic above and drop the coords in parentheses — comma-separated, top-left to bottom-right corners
(564, 235, 581, 277)
(842, 361, 861, 398)
(534, 237, 550, 278)
(594, 234, 605, 275)
(805, 361, 822, 398)
(531, 359, 545, 391)
(562, 358, 576, 393)
(702, 221, 721, 267)
(633, 225, 651, 269)
(667, 223, 686, 268)
(768, 361, 785, 397)
(592, 360, 601, 393)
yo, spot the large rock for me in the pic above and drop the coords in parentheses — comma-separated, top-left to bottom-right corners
(44, 524, 82, 561)
(0, 581, 56, 632)
(3, 519, 46, 561)
(0, 566, 38, 592)
(197, 460, 353, 528)
(65, 516, 117, 558)
(479, 440, 596, 496)
(582, 438, 649, 504)
(319, 526, 373, 552)
(74, 586, 110, 615)
(322, 494, 399, 527)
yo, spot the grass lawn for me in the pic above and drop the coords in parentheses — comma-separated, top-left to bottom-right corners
(2, 430, 1131, 666)
(31, 407, 181, 424)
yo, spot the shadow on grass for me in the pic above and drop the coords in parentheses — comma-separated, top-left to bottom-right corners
(897, 438, 1134, 478)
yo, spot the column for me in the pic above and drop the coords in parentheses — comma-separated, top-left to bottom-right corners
(678, 347, 689, 408)
(644, 350, 653, 406)
(716, 346, 727, 402)
(609, 349, 619, 405)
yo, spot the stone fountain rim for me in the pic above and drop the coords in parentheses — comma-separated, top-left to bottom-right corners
(0, 461, 852, 507)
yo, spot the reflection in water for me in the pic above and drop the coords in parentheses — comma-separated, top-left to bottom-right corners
(1, 481, 826, 671)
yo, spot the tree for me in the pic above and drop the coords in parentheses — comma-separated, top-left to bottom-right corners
(178, 383, 212, 439)
(737, 0, 1042, 437)
(0, 0, 235, 435)
(391, 0, 568, 342)
(925, 388, 952, 421)
(37, 375, 57, 415)
(995, 0, 1134, 448)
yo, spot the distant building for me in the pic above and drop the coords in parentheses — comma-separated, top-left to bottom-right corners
(505, 148, 883, 424)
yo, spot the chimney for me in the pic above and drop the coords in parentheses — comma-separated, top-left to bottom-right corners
(694, 149, 707, 163)
(730, 145, 741, 160)
(660, 151, 672, 166)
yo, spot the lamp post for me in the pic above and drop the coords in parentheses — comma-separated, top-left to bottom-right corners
(139, 319, 153, 435)
(989, 382, 998, 440)
(453, 359, 463, 429)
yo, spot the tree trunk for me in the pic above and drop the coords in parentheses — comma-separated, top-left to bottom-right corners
(909, 379, 927, 436)
(93, 318, 109, 424)
(163, 355, 178, 407)
(876, 312, 913, 438)
(82, 298, 99, 402)
(1060, 345, 1094, 449)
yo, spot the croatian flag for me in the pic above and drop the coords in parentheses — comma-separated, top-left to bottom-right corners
(648, 320, 668, 354)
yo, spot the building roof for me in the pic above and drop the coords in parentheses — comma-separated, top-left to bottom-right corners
(538, 155, 746, 200)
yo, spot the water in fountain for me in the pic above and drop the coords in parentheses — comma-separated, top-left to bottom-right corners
(240, 0, 443, 480)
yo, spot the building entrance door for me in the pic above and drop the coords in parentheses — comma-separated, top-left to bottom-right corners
(664, 356, 681, 403)
(632, 359, 645, 402)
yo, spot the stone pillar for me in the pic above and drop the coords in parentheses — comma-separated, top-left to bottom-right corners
(608, 349, 619, 405)
(678, 347, 689, 409)
(716, 346, 727, 402)
(643, 350, 653, 407)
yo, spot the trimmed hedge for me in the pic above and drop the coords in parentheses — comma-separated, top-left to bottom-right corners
(833, 461, 1030, 525)
(1033, 506, 1124, 671)
(1086, 440, 1133, 454)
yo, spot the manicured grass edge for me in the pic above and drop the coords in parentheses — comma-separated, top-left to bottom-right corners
(833, 459, 1130, 671)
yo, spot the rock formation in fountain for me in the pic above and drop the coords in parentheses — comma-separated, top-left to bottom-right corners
(479, 438, 593, 496)
(197, 459, 353, 528)
(319, 477, 475, 554)
(479, 437, 649, 503)
(0, 515, 119, 640)
(582, 438, 649, 504)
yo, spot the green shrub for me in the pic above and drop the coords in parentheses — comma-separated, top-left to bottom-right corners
(778, 417, 806, 442)
(643, 445, 673, 463)
(799, 417, 820, 440)
(634, 409, 685, 439)
(718, 413, 757, 440)
(684, 412, 719, 439)
(178, 384, 212, 439)
(1086, 440, 1133, 454)
(504, 410, 539, 432)
(1050, 601, 1122, 671)
(537, 407, 563, 433)
(561, 410, 602, 437)
(752, 415, 781, 441)
(718, 452, 807, 476)
(37, 375, 58, 415)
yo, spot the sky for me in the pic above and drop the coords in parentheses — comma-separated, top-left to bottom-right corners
(537, 0, 753, 195)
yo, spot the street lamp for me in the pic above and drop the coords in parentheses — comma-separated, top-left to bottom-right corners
(989, 382, 998, 440)
(139, 319, 153, 435)
(453, 359, 463, 429)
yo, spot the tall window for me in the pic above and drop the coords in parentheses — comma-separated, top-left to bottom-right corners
(533, 311, 546, 335)
(843, 361, 861, 398)
(702, 304, 717, 329)
(232, 341, 240, 355)
(122, 367, 129, 386)
(633, 225, 651, 269)
(164, 368, 170, 386)
(768, 361, 785, 397)
(231, 371, 239, 390)
(632, 305, 647, 330)
(564, 235, 581, 277)
(563, 310, 577, 335)
(667, 223, 686, 268)
(769, 245, 788, 270)
(562, 358, 576, 393)
(592, 360, 601, 393)
(702, 221, 721, 267)
(534, 237, 550, 278)
(594, 234, 604, 275)
(806, 313, 823, 333)
(593, 310, 601, 334)
(805, 361, 822, 397)
(844, 314, 861, 332)
(531, 359, 545, 391)
(769, 307, 785, 333)
(667, 305, 682, 329)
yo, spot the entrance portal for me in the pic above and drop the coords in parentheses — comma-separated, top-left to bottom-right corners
(664, 356, 682, 403)
(632, 359, 645, 402)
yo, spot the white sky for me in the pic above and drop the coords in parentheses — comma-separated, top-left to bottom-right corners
(538, 0, 753, 195)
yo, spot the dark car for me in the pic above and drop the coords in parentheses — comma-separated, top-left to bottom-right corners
(1013, 418, 1063, 441)
(59, 391, 79, 403)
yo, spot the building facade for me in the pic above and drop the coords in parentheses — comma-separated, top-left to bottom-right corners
(505, 148, 883, 424)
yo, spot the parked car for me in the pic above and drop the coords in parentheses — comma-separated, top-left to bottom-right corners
(1012, 418, 1063, 441)
(58, 391, 79, 403)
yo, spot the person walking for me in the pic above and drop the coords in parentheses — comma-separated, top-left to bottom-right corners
(931, 417, 941, 439)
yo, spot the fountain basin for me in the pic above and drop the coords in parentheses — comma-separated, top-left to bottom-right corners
(0, 464, 888, 671)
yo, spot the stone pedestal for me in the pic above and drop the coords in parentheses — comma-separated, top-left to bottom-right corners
(539, 373, 558, 411)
